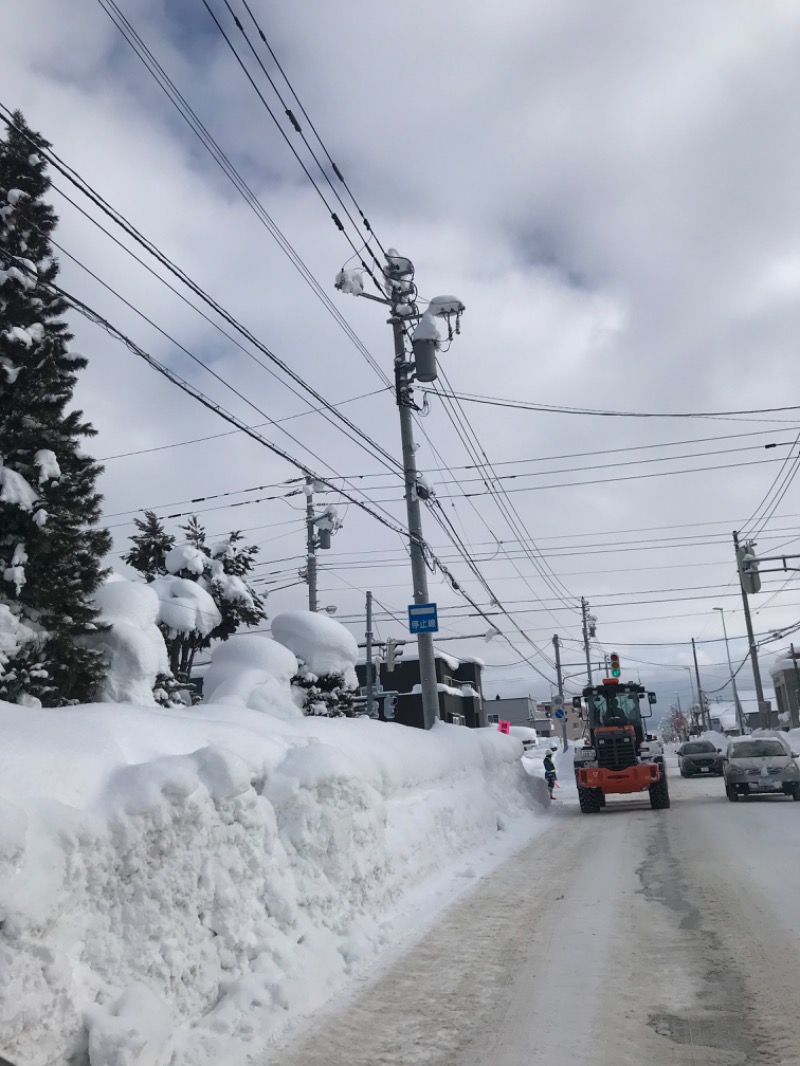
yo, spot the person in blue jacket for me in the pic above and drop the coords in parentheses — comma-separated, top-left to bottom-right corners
(543, 747, 558, 798)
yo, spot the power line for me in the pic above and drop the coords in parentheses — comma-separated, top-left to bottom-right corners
(3, 250, 559, 660)
(422, 387, 800, 422)
(94, 0, 392, 388)
(0, 106, 404, 480)
(97, 387, 388, 461)
(331, 425, 799, 477)
(233, 0, 384, 257)
(399, 453, 797, 498)
(0, 248, 412, 541)
(359, 439, 795, 487)
(220, 0, 385, 270)
(196, 0, 387, 296)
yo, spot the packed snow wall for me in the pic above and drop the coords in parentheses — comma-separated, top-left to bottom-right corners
(0, 701, 546, 1066)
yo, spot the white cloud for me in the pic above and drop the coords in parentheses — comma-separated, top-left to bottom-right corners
(2, 0, 799, 709)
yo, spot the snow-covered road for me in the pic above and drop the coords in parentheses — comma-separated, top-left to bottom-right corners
(258, 757, 800, 1066)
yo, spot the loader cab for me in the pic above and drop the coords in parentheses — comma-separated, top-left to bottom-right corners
(585, 683, 647, 749)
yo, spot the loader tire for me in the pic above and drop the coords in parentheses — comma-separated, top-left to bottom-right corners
(649, 772, 671, 810)
(578, 786, 601, 813)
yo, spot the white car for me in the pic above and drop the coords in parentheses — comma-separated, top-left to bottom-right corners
(723, 736, 800, 801)
(507, 726, 538, 752)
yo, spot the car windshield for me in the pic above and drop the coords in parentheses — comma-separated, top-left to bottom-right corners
(729, 740, 787, 758)
(683, 742, 716, 754)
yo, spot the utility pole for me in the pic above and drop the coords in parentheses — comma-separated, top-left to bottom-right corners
(389, 258, 439, 731)
(336, 251, 464, 730)
(365, 591, 376, 717)
(691, 637, 709, 731)
(553, 635, 567, 751)
(714, 606, 746, 733)
(305, 476, 318, 612)
(581, 597, 593, 685)
(732, 531, 769, 728)
(790, 643, 800, 729)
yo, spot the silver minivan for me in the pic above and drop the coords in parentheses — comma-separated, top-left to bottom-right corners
(723, 737, 800, 802)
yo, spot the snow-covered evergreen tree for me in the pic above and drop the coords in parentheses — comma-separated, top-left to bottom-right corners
(122, 510, 174, 581)
(0, 112, 110, 705)
(126, 513, 266, 683)
(292, 663, 356, 717)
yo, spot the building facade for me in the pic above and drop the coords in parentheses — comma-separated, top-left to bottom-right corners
(356, 652, 484, 729)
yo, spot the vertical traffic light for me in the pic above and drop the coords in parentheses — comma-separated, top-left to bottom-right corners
(610, 652, 621, 678)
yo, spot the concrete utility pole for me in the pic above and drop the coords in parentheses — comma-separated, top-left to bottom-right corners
(714, 606, 746, 733)
(365, 591, 376, 717)
(581, 598, 594, 685)
(691, 637, 710, 731)
(732, 530, 768, 728)
(305, 476, 318, 612)
(553, 635, 567, 751)
(336, 251, 464, 730)
(790, 643, 800, 729)
(392, 314, 439, 730)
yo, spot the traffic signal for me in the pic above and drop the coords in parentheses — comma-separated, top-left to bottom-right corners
(736, 540, 762, 595)
(610, 652, 621, 678)
(386, 639, 404, 671)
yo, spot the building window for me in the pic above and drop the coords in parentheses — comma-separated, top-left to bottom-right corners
(487, 713, 499, 724)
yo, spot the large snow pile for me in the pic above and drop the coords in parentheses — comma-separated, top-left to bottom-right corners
(0, 701, 546, 1066)
(82, 577, 169, 706)
(202, 634, 301, 718)
(271, 610, 359, 687)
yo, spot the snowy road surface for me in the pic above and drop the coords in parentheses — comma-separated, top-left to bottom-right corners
(258, 758, 800, 1066)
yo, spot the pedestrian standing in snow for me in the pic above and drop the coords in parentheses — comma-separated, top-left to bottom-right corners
(543, 747, 558, 799)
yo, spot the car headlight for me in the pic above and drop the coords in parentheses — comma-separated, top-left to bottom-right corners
(726, 764, 745, 778)
(783, 762, 800, 777)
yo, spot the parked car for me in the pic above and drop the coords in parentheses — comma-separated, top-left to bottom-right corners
(507, 726, 538, 752)
(723, 737, 800, 801)
(677, 739, 724, 777)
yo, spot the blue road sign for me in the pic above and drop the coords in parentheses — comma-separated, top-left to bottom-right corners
(554, 708, 565, 720)
(408, 602, 439, 633)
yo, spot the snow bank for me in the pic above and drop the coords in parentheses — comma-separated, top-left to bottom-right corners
(83, 578, 169, 706)
(271, 610, 358, 687)
(0, 702, 546, 1066)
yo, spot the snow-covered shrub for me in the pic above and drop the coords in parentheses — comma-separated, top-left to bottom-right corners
(271, 611, 359, 717)
(81, 577, 186, 707)
(202, 633, 301, 718)
(124, 514, 266, 683)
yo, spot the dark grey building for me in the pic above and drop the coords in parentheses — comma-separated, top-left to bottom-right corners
(356, 652, 484, 729)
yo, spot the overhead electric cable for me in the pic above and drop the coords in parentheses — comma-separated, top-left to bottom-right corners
(423, 387, 800, 422)
(0, 106, 403, 479)
(93, 0, 392, 388)
(98, 387, 388, 461)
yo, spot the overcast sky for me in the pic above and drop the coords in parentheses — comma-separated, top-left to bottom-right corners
(3, 0, 800, 713)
